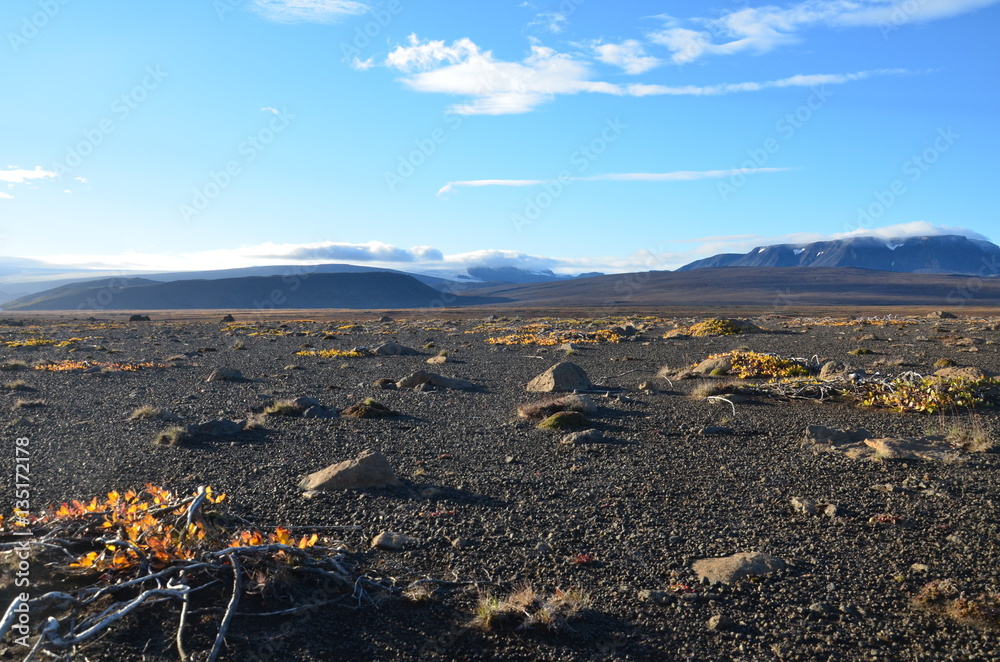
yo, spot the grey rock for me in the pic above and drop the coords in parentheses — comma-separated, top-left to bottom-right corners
(560, 428, 604, 445)
(291, 396, 321, 409)
(692, 355, 734, 376)
(206, 368, 245, 382)
(191, 419, 244, 438)
(639, 590, 676, 606)
(819, 360, 846, 379)
(303, 406, 335, 419)
(396, 370, 476, 390)
(373, 341, 420, 356)
(526, 362, 593, 392)
(791, 497, 818, 516)
(699, 426, 734, 436)
(371, 531, 415, 551)
(299, 449, 400, 491)
(707, 614, 736, 631)
(692, 552, 785, 584)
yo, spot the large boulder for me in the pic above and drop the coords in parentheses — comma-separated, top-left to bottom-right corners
(526, 362, 593, 392)
(396, 370, 476, 390)
(693, 552, 785, 584)
(299, 450, 400, 491)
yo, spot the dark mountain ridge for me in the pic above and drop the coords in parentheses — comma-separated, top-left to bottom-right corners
(678, 235, 1000, 275)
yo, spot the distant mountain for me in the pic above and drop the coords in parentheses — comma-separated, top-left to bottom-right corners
(2, 272, 493, 311)
(464, 266, 604, 284)
(677, 235, 1000, 275)
(6, 267, 1000, 310)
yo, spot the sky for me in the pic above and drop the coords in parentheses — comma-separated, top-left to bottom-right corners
(1, 0, 998, 277)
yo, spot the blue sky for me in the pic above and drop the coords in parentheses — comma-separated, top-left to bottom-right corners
(1, 0, 997, 276)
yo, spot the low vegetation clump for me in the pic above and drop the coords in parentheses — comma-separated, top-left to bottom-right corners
(32, 360, 166, 372)
(537, 411, 590, 430)
(688, 318, 750, 337)
(0, 485, 367, 654)
(860, 376, 1000, 414)
(5, 337, 57, 348)
(927, 416, 995, 452)
(934, 358, 956, 368)
(264, 399, 307, 417)
(3, 380, 31, 391)
(518, 394, 595, 421)
(0, 361, 29, 371)
(295, 348, 372, 358)
(700, 351, 810, 379)
(486, 325, 622, 346)
(473, 585, 590, 631)
(913, 579, 1000, 631)
(691, 379, 743, 399)
(154, 425, 191, 445)
(341, 399, 398, 418)
(849, 348, 873, 356)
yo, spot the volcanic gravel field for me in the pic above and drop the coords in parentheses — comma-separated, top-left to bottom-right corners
(1, 312, 999, 662)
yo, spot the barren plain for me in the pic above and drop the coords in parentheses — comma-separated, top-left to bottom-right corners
(1, 311, 998, 661)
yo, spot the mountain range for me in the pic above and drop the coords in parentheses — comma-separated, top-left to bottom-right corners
(3, 234, 998, 311)
(678, 234, 1000, 274)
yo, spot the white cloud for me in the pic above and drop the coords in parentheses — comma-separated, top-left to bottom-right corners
(437, 168, 792, 196)
(651, 0, 1000, 63)
(261, 106, 280, 115)
(385, 37, 614, 115)
(376, 35, 912, 114)
(0, 192, 13, 199)
(73, 177, 88, 184)
(0, 166, 56, 184)
(250, 0, 367, 23)
(594, 40, 662, 74)
(832, 220, 990, 243)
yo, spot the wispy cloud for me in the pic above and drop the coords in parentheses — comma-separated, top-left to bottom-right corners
(437, 168, 793, 196)
(530, 11, 568, 34)
(0, 192, 13, 199)
(624, 69, 909, 96)
(651, 0, 1000, 63)
(375, 35, 913, 114)
(250, 0, 367, 23)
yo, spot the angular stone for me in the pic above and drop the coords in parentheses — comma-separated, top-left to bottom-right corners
(560, 429, 604, 445)
(371, 531, 415, 551)
(526, 362, 593, 392)
(692, 552, 785, 585)
(791, 497, 817, 516)
(206, 368, 245, 382)
(299, 449, 400, 491)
